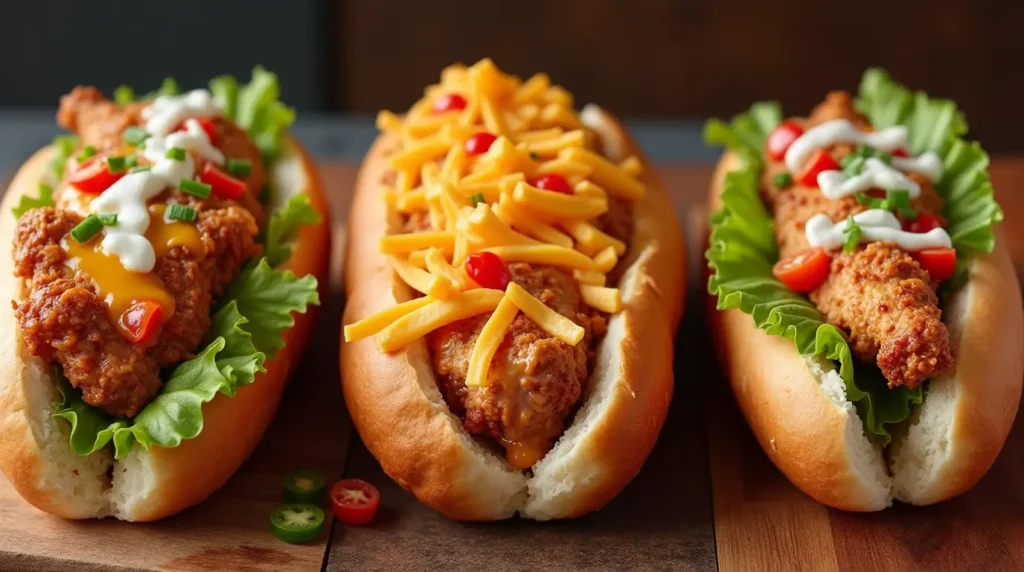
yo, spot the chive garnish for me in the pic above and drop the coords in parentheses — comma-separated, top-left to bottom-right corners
(772, 172, 793, 188)
(77, 145, 97, 162)
(226, 158, 253, 177)
(122, 126, 148, 146)
(179, 179, 212, 199)
(166, 204, 197, 222)
(98, 213, 118, 226)
(165, 147, 187, 161)
(842, 217, 862, 253)
(106, 156, 127, 173)
(470, 192, 486, 206)
(71, 215, 103, 242)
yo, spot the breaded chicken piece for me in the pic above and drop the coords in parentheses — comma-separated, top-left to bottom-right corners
(764, 91, 953, 388)
(811, 242, 952, 388)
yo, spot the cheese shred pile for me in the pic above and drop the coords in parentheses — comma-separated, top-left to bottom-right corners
(345, 59, 645, 388)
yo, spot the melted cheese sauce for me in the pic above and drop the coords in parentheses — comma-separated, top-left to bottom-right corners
(805, 209, 952, 252)
(147, 204, 204, 258)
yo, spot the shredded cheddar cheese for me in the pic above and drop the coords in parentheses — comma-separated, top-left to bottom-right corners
(465, 295, 520, 387)
(363, 59, 645, 361)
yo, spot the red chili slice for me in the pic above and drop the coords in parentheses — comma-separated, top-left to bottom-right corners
(119, 301, 163, 344)
(198, 163, 247, 200)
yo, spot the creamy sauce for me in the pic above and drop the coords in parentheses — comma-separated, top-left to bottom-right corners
(785, 119, 908, 172)
(141, 89, 221, 137)
(892, 152, 944, 182)
(90, 102, 223, 272)
(818, 157, 922, 200)
(805, 209, 952, 252)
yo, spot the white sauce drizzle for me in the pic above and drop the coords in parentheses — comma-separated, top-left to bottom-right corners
(805, 209, 952, 252)
(89, 92, 223, 272)
(141, 89, 221, 137)
(892, 153, 944, 182)
(818, 158, 921, 200)
(785, 119, 908, 172)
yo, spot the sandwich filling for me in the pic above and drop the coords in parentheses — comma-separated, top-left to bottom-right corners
(10, 69, 320, 458)
(706, 69, 1002, 442)
(344, 59, 643, 469)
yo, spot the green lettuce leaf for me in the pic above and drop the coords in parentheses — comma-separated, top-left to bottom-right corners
(54, 258, 318, 458)
(856, 68, 1002, 254)
(215, 67, 296, 160)
(12, 135, 78, 219)
(264, 194, 323, 267)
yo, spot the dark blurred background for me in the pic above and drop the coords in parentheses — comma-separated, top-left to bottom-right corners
(1, 0, 1022, 167)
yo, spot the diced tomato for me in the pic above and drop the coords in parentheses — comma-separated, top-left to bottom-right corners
(68, 156, 125, 194)
(866, 189, 886, 199)
(198, 163, 247, 200)
(464, 132, 498, 155)
(464, 252, 511, 290)
(765, 121, 805, 162)
(330, 479, 380, 526)
(913, 248, 957, 282)
(119, 301, 163, 344)
(773, 247, 832, 293)
(796, 149, 841, 188)
(528, 174, 572, 194)
(433, 93, 467, 114)
(903, 212, 942, 234)
(891, 147, 909, 158)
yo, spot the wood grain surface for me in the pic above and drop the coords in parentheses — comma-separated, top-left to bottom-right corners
(0, 158, 1022, 571)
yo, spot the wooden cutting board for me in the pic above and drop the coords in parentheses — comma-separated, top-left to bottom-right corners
(1, 159, 1022, 571)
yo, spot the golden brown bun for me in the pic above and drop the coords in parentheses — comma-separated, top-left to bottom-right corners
(0, 137, 330, 521)
(341, 105, 685, 520)
(709, 151, 1023, 511)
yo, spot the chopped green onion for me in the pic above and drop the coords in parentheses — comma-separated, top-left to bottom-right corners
(122, 126, 148, 146)
(772, 172, 793, 188)
(226, 158, 253, 177)
(114, 85, 135, 105)
(130, 165, 152, 173)
(470, 192, 486, 206)
(71, 215, 103, 242)
(125, 154, 138, 168)
(529, 152, 541, 160)
(166, 204, 197, 222)
(179, 179, 212, 199)
(98, 213, 118, 226)
(106, 156, 127, 173)
(899, 207, 918, 220)
(841, 155, 866, 177)
(886, 189, 911, 209)
(842, 216, 862, 253)
(166, 147, 187, 161)
(854, 192, 877, 207)
(77, 145, 97, 162)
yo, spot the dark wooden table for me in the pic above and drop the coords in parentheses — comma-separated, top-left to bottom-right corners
(1, 158, 1023, 571)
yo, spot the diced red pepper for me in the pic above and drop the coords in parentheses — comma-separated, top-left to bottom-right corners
(198, 163, 247, 200)
(433, 93, 467, 114)
(891, 147, 909, 158)
(528, 174, 573, 194)
(464, 132, 498, 155)
(913, 248, 957, 282)
(796, 149, 841, 188)
(464, 252, 511, 290)
(68, 156, 125, 194)
(765, 121, 805, 162)
(119, 301, 163, 344)
(773, 247, 832, 292)
(176, 118, 218, 143)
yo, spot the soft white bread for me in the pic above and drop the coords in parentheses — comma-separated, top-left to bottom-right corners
(0, 137, 330, 521)
(341, 105, 685, 521)
(709, 151, 1023, 511)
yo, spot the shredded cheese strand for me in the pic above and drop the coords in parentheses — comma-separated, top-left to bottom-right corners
(465, 296, 520, 387)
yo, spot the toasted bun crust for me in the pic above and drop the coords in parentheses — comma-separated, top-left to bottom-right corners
(341, 105, 685, 520)
(0, 137, 330, 521)
(709, 151, 1023, 511)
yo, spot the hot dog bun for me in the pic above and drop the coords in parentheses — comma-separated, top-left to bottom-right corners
(0, 136, 330, 521)
(710, 151, 1023, 511)
(341, 105, 685, 520)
